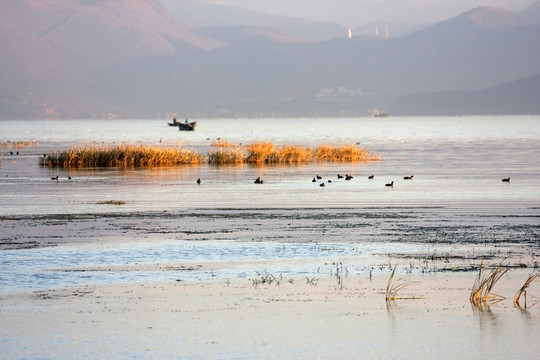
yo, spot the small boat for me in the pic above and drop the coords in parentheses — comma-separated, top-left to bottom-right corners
(373, 109, 389, 118)
(168, 118, 197, 131)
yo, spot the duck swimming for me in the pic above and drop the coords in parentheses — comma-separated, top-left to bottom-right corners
(385, 181, 394, 187)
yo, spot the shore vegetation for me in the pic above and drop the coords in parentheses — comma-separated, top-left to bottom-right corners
(40, 141, 380, 168)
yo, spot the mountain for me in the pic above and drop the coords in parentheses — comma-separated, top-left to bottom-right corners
(159, 0, 346, 41)
(1, 3, 539, 119)
(389, 74, 540, 116)
(351, 22, 428, 39)
(0, 0, 222, 119)
(520, 0, 540, 23)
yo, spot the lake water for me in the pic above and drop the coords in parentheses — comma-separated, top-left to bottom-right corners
(1, 116, 540, 288)
(1, 116, 539, 214)
(1, 116, 540, 360)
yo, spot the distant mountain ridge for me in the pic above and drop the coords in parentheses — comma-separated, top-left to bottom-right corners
(389, 74, 540, 116)
(1, 0, 539, 119)
(160, 0, 346, 41)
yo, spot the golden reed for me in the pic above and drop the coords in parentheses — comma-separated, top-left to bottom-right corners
(41, 142, 380, 167)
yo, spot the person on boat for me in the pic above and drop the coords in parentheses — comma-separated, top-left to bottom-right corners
(173, 116, 177, 124)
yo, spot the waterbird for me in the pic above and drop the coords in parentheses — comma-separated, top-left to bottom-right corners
(328, 180, 332, 183)
(320, 183, 325, 187)
(196, 178, 201, 184)
(312, 177, 317, 182)
(345, 175, 353, 180)
(368, 175, 374, 179)
(316, 175, 322, 180)
(403, 175, 414, 180)
(68, 176, 72, 180)
(385, 181, 394, 187)
(502, 177, 510, 182)
(255, 177, 263, 184)
(51, 176, 58, 180)
(337, 174, 344, 179)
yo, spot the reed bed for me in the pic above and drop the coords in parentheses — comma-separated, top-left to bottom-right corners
(470, 258, 508, 306)
(41, 141, 380, 167)
(40, 144, 203, 167)
(1, 140, 40, 148)
(211, 139, 237, 147)
(207, 147, 245, 165)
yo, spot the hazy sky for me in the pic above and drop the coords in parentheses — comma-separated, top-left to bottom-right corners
(196, 0, 536, 26)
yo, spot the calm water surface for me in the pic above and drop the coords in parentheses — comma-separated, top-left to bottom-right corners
(1, 116, 539, 214)
(1, 116, 540, 360)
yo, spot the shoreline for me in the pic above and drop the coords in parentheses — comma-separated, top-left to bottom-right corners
(2, 271, 539, 359)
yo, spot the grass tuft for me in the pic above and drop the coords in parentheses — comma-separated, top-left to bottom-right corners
(513, 272, 539, 308)
(470, 258, 508, 307)
(385, 264, 421, 301)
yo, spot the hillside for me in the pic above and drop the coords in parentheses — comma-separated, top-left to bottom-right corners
(0, 0, 222, 119)
(159, 0, 346, 41)
(389, 74, 540, 115)
(1, 2, 539, 119)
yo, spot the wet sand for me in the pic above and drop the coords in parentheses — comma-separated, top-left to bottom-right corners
(1, 271, 539, 359)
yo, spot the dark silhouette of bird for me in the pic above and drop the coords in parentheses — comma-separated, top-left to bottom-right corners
(316, 175, 322, 180)
(345, 175, 353, 180)
(337, 174, 344, 179)
(196, 178, 201, 184)
(403, 175, 414, 180)
(368, 175, 374, 179)
(312, 177, 317, 182)
(255, 177, 263, 184)
(328, 180, 332, 183)
(68, 176, 72, 180)
(51, 176, 58, 180)
(385, 181, 394, 187)
(320, 182, 325, 187)
(502, 178, 510, 182)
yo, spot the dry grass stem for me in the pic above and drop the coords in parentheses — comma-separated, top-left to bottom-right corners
(470, 258, 508, 306)
(385, 265, 421, 301)
(513, 272, 539, 308)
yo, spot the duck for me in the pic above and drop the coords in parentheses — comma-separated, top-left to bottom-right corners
(385, 181, 394, 187)
(320, 182, 325, 187)
(502, 177, 510, 182)
(312, 177, 317, 182)
(316, 175, 322, 180)
(403, 175, 414, 180)
(368, 175, 374, 179)
(255, 177, 263, 184)
(345, 175, 353, 180)
(327, 180, 332, 183)
(68, 176, 72, 180)
(196, 178, 201, 184)
(51, 176, 58, 180)
(337, 174, 344, 179)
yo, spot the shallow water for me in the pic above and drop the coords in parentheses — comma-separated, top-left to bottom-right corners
(1, 116, 540, 360)
(1, 116, 540, 289)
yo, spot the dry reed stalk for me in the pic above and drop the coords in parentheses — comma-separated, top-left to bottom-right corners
(207, 147, 245, 165)
(385, 265, 420, 301)
(41, 141, 381, 167)
(470, 258, 508, 306)
(211, 139, 237, 147)
(40, 144, 203, 167)
(513, 272, 539, 308)
(246, 142, 275, 163)
(315, 144, 380, 162)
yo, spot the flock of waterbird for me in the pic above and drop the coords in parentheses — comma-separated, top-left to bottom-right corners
(46, 174, 511, 186)
(193, 174, 512, 187)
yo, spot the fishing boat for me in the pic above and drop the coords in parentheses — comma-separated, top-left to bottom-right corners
(168, 118, 197, 131)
